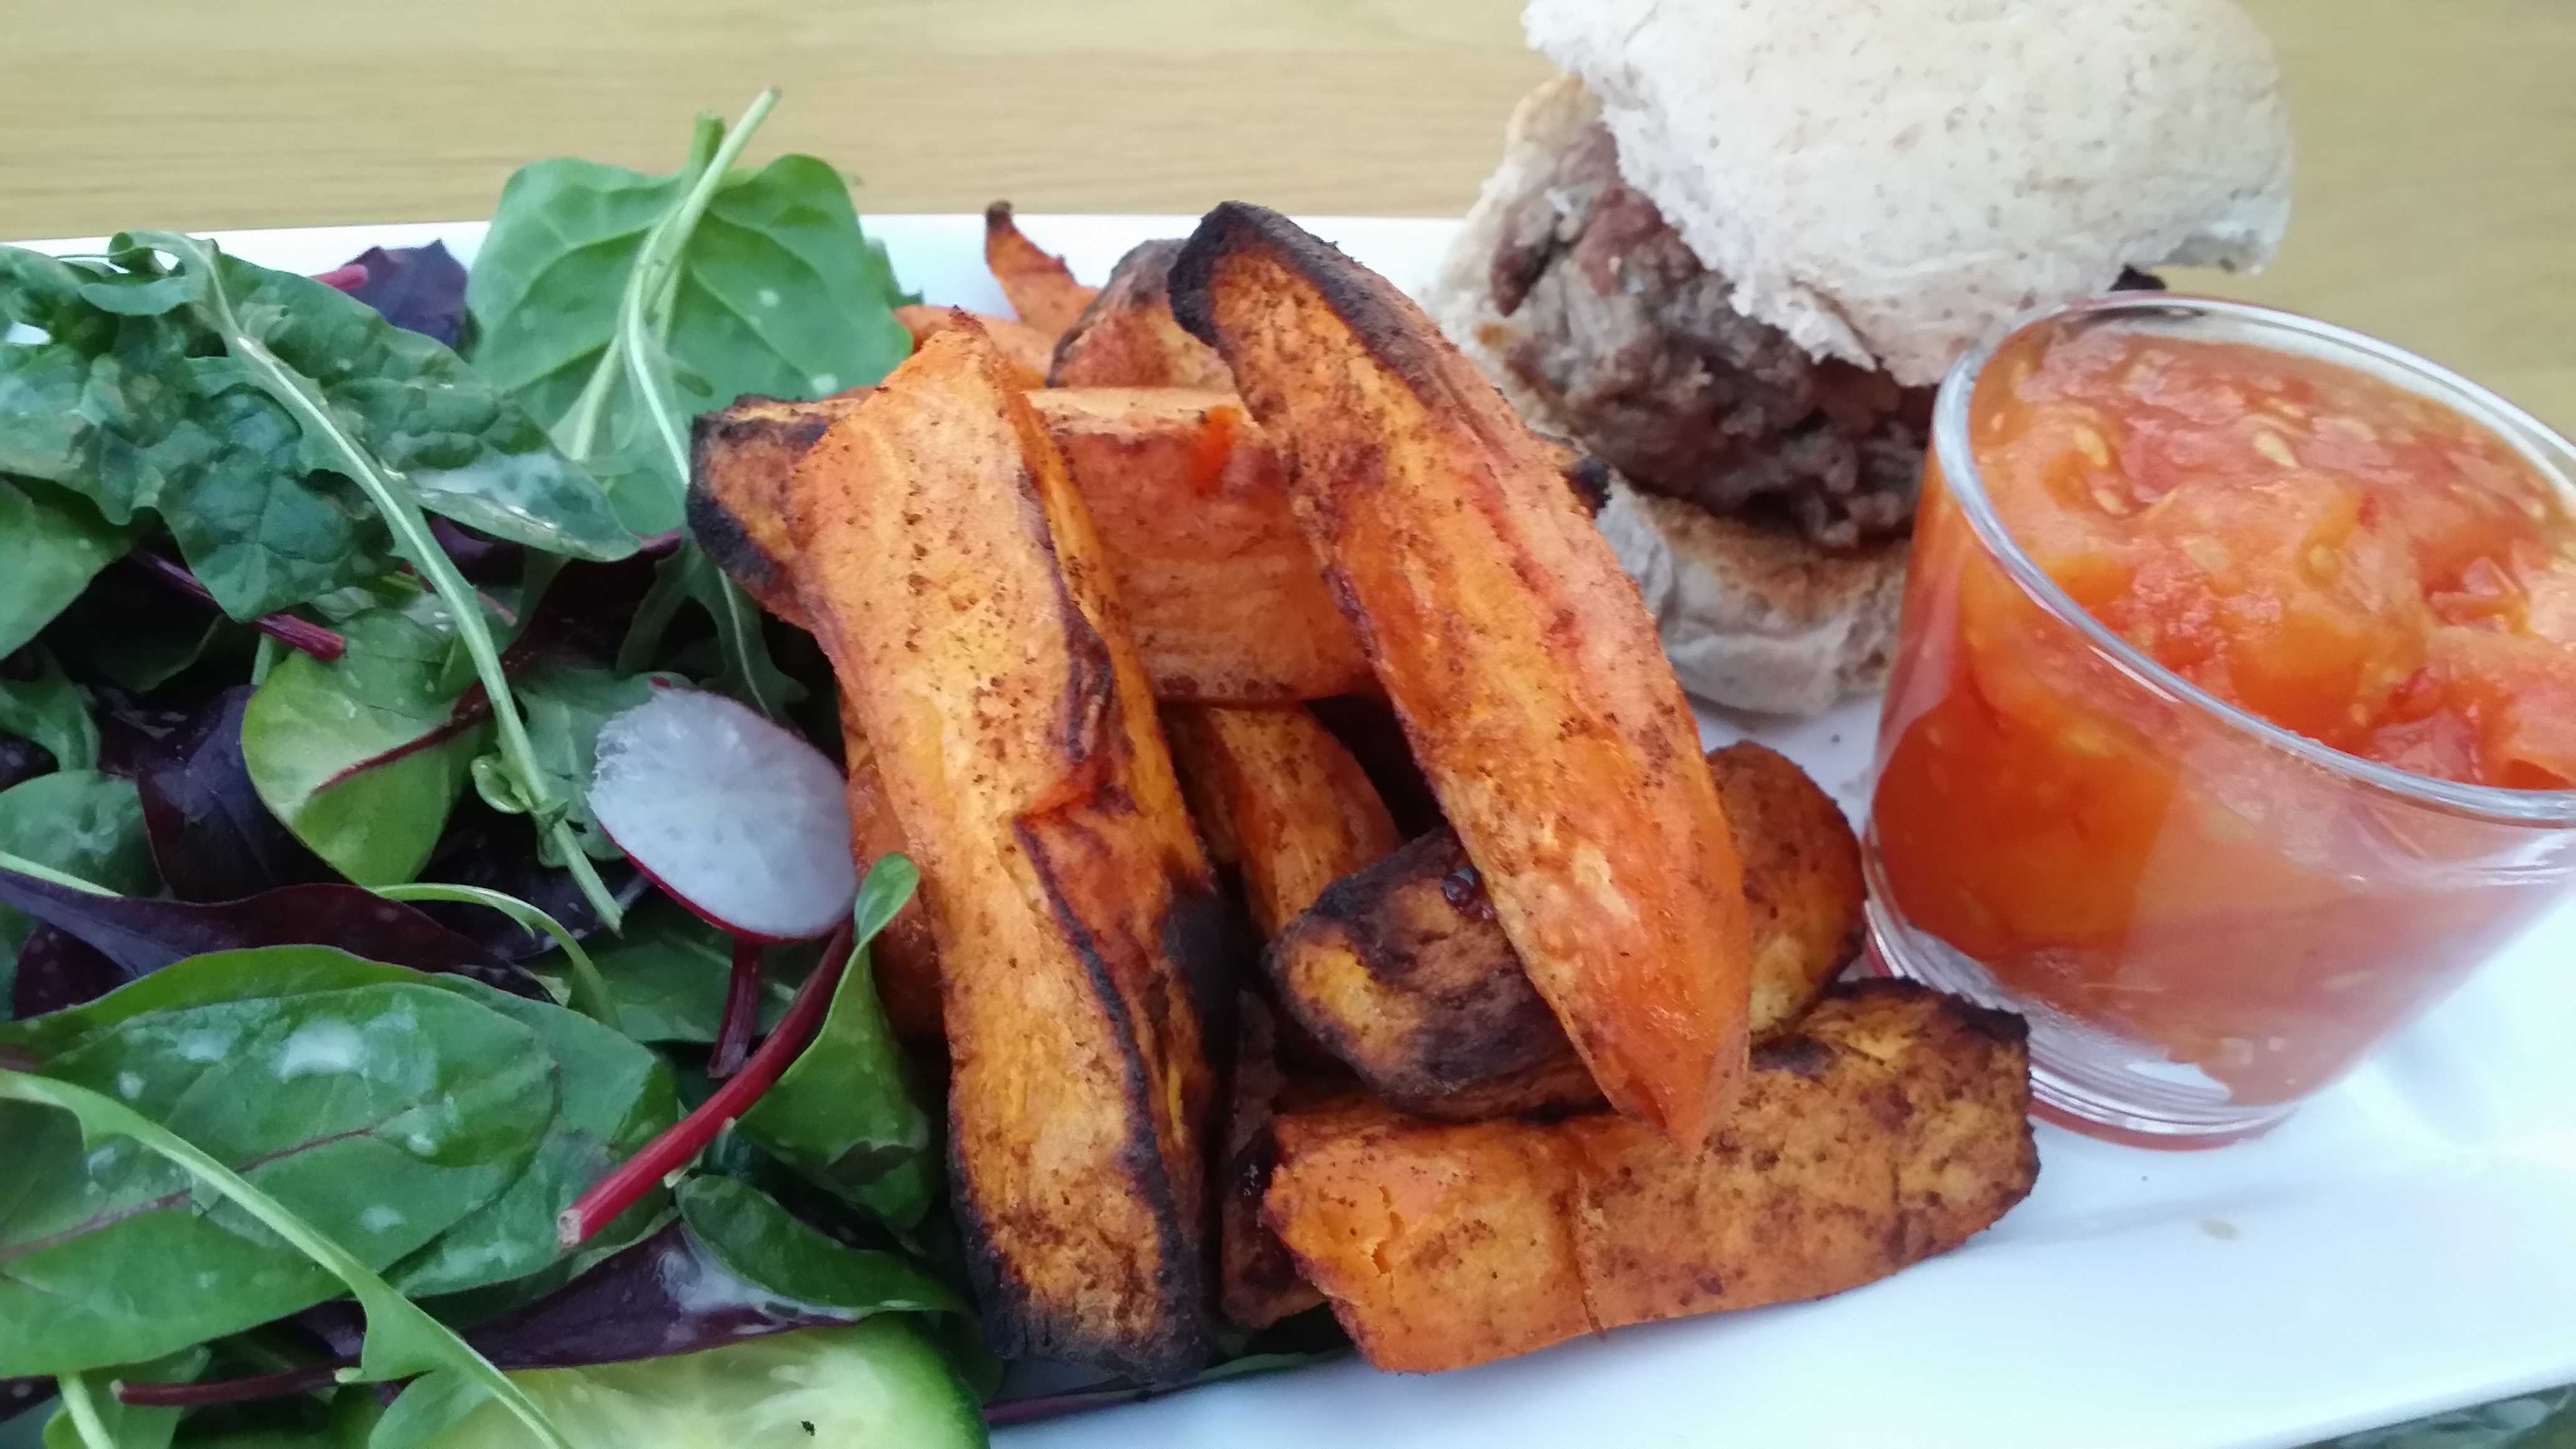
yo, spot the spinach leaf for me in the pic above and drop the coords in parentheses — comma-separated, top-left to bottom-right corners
(333, 244, 469, 349)
(134, 686, 329, 902)
(41, 1347, 207, 1449)
(0, 646, 99, 774)
(0, 477, 130, 660)
(241, 601, 494, 887)
(738, 942, 936, 1229)
(466, 105, 909, 530)
(467, 93, 902, 720)
(41, 576, 243, 695)
(676, 1176, 961, 1319)
(0, 1070, 570, 1449)
(541, 900, 793, 1043)
(0, 938, 671, 1300)
(0, 771, 155, 967)
(385, 977, 679, 1298)
(0, 977, 554, 1375)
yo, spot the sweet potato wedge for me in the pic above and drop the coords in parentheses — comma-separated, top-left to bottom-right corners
(1263, 982, 2038, 1372)
(1032, 388, 1373, 703)
(1050, 240, 1234, 390)
(686, 393, 872, 628)
(985, 202, 1098, 337)
(834, 691, 945, 1043)
(895, 304, 1051, 388)
(789, 323, 1228, 1382)
(1164, 704, 1402, 936)
(1171, 202, 1754, 1146)
(690, 386, 1370, 704)
(1268, 742, 1862, 1119)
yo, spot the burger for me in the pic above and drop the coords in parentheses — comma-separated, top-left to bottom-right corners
(1427, 0, 2295, 714)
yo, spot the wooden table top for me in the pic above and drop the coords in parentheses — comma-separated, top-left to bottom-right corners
(5, 0, 2570, 433)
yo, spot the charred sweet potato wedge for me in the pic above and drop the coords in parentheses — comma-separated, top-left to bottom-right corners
(1163, 704, 1402, 936)
(895, 304, 1051, 388)
(1171, 201, 1754, 1146)
(1050, 239, 1234, 390)
(1032, 388, 1373, 703)
(1262, 982, 2038, 1372)
(984, 202, 1098, 336)
(834, 691, 945, 1043)
(1268, 742, 1862, 1119)
(788, 323, 1227, 1383)
(686, 393, 872, 628)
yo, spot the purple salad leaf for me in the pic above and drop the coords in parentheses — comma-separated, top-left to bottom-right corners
(133, 685, 329, 901)
(0, 871, 546, 1009)
(10, 923, 124, 1018)
(332, 242, 469, 348)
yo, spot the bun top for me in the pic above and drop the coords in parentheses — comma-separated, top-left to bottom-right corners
(1522, 0, 2293, 387)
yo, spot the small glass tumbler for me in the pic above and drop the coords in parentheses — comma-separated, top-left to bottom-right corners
(1865, 294, 2576, 1147)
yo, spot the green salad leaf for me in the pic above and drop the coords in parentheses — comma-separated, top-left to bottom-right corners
(675, 1176, 962, 1319)
(0, 769, 156, 964)
(738, 939, 937, 1229)
(0, 645, 102, 772)
(465, 100, 909, 532)
(384, 978, 680, 1299)
(0, 1070, 570, 1449)
(532, 899, 793, 1044)
(0, 477, 131, 661)
(240, 599, 495, 887)
(466, 90, 908, 721)
(0, 945, 681, 1305)
(0, 973, 554, 1374)
(463, 662, 662, 865)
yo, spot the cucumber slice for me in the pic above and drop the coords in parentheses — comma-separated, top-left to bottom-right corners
(419, 1322, 983, 1449)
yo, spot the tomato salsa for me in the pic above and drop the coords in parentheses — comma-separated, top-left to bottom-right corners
(1872, 319, 2576, 1108)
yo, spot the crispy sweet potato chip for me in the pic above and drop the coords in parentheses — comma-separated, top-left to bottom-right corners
(789, 323, 1228, 1382)
(1171, 201, 1754, 1146)
(1164, 703, 1402, 936)
(1031, 388, 1373, 702)
(1050, 239, 1234, 390)
(985, 202, 1099, 336)
(895, 304, 1051, 388)
(1263, 982, 2039, 1372)
(1268, 742, 1862, 1119)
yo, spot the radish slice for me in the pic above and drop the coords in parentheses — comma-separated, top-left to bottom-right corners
(590, 689, 857, 943)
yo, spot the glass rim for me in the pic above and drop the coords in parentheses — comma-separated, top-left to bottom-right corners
(1930, 291, 2576, 827)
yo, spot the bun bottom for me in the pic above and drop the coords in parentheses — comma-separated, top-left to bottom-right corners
(1595, 481, 1906, 717)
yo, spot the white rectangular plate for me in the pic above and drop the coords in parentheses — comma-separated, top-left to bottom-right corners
(22, 214, 2576, 1449)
